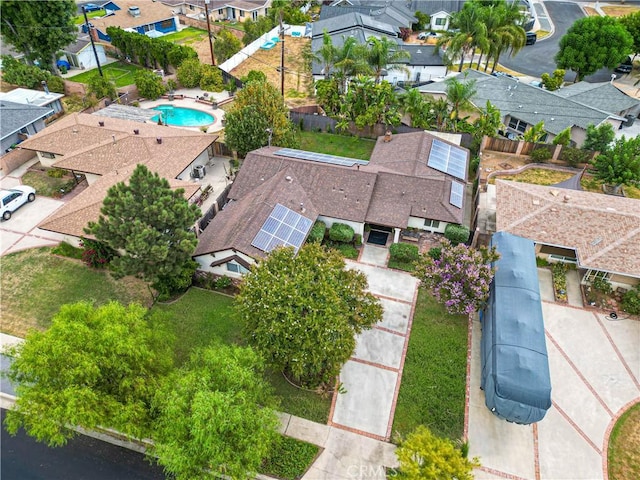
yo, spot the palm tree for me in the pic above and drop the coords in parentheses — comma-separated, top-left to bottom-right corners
(427, 97, 451, 131)
(400, 88, 431, 128)
(314, 31, 339, 80)
(483, 1, 526, 73)
(364, 36, 411, 83)
(437, 3, 487, 72)
(445, 76, 477, 121)
(333, 36, 370, 93)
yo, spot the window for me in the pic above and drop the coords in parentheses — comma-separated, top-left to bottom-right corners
(218, 9, 224, 15)
(160, 19, 174, 29)
(435, 17, 446, 26)
(227, 262, 249, 274)
(424, 219, 440, 229)
(239, 10, 244, 17)
(189, 4, 194, 10)
(252, 11, 258, 21)
(584, 269, 611, 282)
(508, 118, 528, 133)
(41, 152, 55, 159)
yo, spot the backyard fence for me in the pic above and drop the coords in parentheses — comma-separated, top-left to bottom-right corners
(482, 136, 596, 164)
(198, 183, 232, 232)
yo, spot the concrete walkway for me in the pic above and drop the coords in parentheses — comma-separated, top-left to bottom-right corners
(468, 271, 640, 480)
(331, 262, 419, 442)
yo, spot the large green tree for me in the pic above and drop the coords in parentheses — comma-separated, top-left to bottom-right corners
(86, 164, 201, 287)
(438, 3, 487, 72)
(332, 36, 370, 93)
(395, 426, 480, 480)
(581, 123, 615, 153)
(365, 36, 410, 84)
(135, 70, 166, 100)
(619, 11, 640, 58)
(591, 135, 640, 192)
(0, 0, 76, 71)
(151, 344, 279, 480)
(213, 28, 242, 64)
(224, 80, 298, 156)
(445, 76, 477, 121)
(339, 77, 401, 130)
(4, 301, 174, 446)
(555, 16, 633, 81)
(236, 243, 383, 387)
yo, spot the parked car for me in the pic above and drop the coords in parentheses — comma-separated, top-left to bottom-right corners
(615, 57, 633, 74)
(1, 186, 36, 221)
(417, 31, 440, 40)
(82, 3, 103, 12)
(525, 32, 537, 45)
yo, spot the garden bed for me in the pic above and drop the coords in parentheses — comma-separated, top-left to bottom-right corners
(22, 165, 84, 198)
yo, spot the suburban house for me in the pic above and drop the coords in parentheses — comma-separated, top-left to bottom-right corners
(83, 0, 179, 41)
(0, 100, 52, 154)
(61, 36, 108, 70)
(15, 112, 215, 245)
(0, 88, 64, 120)
(319, 3, 416, 29)
(194, 131, 470, 278)
(419, 70, 640, 147)
(311, 12, 446, 84)
(160, 0, 271, 22)
(496, 179, 640, 289)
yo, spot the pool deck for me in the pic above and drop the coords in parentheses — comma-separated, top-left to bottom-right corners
(138, 89, 229, 134)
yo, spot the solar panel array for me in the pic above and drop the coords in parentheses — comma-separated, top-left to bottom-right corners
(275, 148, 369, 167)
(427, 139, 467, 180)
(251, 203, 314, 254)
(450, 181, 464, 208)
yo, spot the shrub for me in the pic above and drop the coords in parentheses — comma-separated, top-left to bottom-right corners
(622, 286, 640, 315)
(199, 65, 224, 92)
(530, 147, 552, 163)
(51, 241, 83, 259)
(166, 78, 177, 92)
(215, 275, 232, 289)
(591, 276, 612, 295)
(389, 243, 419, 263)
(444, 224, 470, 245)
(428, 247, 441, 260)
(79, 238, 117, 269)
(559, 147, 591, 167)
(135, 70, 166, 100)
(88, 75, 117, 100)
(152, 259, 198, 301)
(308, 221, 326, 244)
(176, 58, 202, 88)
(329, 223, 354, 243)
(536, 256, 550, 267)
(354, 233, 362, 246)
(551, 263, 568, 302)
(47, 168, 66, 179)
(333, 243, 359, 259)
(243, 70, 267, 83)
(46, 75, 65, 94)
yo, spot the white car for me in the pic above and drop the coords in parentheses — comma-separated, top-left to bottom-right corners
(1, 186, 36, 221)
(417, 31, 441, 40)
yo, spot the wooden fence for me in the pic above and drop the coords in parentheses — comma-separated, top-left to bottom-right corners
(482, 136, 596, 163)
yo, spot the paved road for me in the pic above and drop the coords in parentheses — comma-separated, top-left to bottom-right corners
(1, 409, 166, 480)
(501, 1, 624, 83)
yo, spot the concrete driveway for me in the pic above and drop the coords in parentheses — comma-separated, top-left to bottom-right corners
(468, 273, 640, 479)
(1, 160, 66, 256)
(330, 260, 419, 440)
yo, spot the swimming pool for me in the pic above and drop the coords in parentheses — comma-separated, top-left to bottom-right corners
(152, 105, 215, 127)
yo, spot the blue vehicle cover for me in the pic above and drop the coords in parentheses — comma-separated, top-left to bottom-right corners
(480, 231, 552, 424)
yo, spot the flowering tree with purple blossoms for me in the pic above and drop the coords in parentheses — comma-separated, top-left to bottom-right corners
(413, 239, 500, 315)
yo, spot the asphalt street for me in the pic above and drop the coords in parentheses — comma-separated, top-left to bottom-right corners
(501, 1, 626, 82)
(1, 409, 167, 480)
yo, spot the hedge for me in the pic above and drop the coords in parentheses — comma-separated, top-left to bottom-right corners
(389, 243, 419, 263)
(308, 221, 326, 244)
(444, 224, 470, 245)
(329, 223, 354, 243)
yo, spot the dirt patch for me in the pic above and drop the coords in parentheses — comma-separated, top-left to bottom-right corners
(601, 5, 640, 17)
(229, 37, 315, 107)
(583, 6, 599, 16)
(479, 151, 531, 184)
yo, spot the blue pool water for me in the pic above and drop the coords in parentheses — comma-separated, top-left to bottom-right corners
(152, 105, 215, 127)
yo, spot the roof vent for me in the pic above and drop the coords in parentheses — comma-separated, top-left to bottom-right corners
(133, 129, 140, 135)
(563, 195, 570, 203)
(384, 130, 392, 143)
(72, 128, 78, 134)
(128, 6, 141, 17)
(156, 137, 162, 144)
(591, 237, 602, 246)
(285, 175, 292, 182)
(112, 134, 116, 144)
(98, 121, 105, 127)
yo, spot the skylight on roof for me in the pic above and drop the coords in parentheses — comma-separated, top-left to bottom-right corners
(251, 204, 313, 254)
(427, 139, 467, 180)
(450, 181, 464, 208)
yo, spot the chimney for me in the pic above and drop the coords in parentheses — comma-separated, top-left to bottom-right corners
(98, 121, 105, 127)
(133, 129, 140, 135)
(156, 137, 162, 144)
(41, 80, 50, 95)
(384, 130, 392, 142)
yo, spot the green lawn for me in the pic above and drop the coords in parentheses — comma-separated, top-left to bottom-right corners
(262, 436, 320, 480)
(212, 21, 245, 32)
(392, 289, 468, 442)
(298, 131, 376, 161)
(0, 248, 152, 337)
(73, 10, 104, 25)
(161, 27, 207, 45)
(67, 61, 143, 88)
(608, 402, 640, 480)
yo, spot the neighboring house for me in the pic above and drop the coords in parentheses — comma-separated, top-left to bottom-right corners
(311, 12, 446, 84)
(496, 179, 640, 289)
(16, 112, 215, 245)
(419, 70, 640, 147)
(62, 36, 108, 70)
(194, 131, 470, 278)
(0, 100, 52, 154)
(319, 4, 416, 29)
(0, 88, 64, 119)
(83, 0, 179, 42)
(160, 0, 271, 22)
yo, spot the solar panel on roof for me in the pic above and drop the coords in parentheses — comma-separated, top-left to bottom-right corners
(450, 181, 464, 208)
(251, 203, 314, 254)
(427, 139, 467, 180)
(275, 148, 369, 167)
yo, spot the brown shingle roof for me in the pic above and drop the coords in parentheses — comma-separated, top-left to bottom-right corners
(496, 180, 640, 278)
(194, 169, 319, 257)
(91, 0, 176, 31)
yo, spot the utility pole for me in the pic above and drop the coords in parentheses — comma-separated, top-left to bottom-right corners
(83, 6, 103, 77)
(204, 0, 216, 66)
(279, 10, 285, 96)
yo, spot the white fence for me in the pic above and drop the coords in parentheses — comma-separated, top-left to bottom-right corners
(219, 24, 309, 73)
